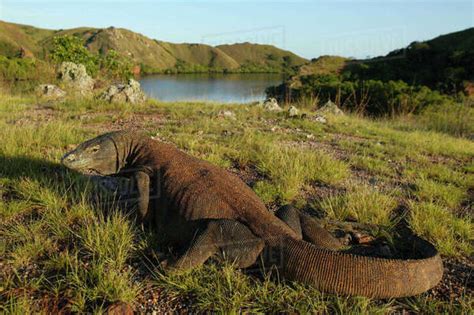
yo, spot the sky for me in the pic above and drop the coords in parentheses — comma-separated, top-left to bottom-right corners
(1, 0, 473, 59)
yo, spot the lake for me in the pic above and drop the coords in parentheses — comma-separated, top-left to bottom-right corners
(139, 73, 283, 103)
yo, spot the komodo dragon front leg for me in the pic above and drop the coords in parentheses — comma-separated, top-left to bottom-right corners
(133, 170, 151, 222)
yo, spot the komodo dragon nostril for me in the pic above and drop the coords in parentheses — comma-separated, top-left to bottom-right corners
(61, 153, 76, 164)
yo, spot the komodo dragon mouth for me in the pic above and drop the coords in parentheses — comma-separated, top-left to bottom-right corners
(83, 168, 103, 176)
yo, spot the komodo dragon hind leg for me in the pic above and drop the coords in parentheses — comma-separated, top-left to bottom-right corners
(274, 205, 302, 238)
(167, 220, 264, 270)
(275, 205, 344, 250)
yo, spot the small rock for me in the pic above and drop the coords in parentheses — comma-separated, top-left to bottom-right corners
(259, 98, 282, 111)
(306, 134, 314, 139)
(288, 106, 300, 117)
(317, 100, 344, 115)
(217, 110, 236, 119)
(313, 115, 327, 124)
(36, 84, 66, 99)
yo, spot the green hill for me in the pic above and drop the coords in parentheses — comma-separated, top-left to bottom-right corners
(275, 28, 474, 95)
(0, 20, 55, 58)
(0, 20, 307, 73)
(285, 55, 350, 89)
(217, 42, 307, 72)
(345, 28, 474, 93)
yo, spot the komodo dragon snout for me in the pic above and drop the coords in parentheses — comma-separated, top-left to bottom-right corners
(61, 133, 120, 175)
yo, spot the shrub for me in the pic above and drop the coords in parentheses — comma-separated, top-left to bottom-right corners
(50, 35, 99, 76)
(273, 74, 454, 116)
(100, 49, 133, 80)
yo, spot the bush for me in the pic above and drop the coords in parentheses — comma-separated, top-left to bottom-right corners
(273, 74, 454, 116)
(50, 35, 99, 76)
(0, 56, 55, 92)
(100, 50, 133, 80)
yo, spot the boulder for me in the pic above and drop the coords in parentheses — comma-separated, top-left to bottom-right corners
(317, 100, 344, 115)
(259, 97, 282, 111)
(288, 106, 299, 117)
(58, 62, 94, 94)
(101, 79, 146, 104)
(36, 84, 66, 99)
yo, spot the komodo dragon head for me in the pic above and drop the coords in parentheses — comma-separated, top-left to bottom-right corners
(61, 132, 124, 175)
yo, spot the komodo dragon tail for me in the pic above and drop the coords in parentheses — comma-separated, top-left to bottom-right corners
(274, 236, 443, 298)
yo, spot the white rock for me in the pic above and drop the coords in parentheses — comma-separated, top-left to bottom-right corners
(288, 106, 299, 117)
(36, 84, 66, 99)
(313, 115, 327, 124)
(101, 79, 146, 104)
(261, 98, 282, 111)
(317, 100, 344, 115)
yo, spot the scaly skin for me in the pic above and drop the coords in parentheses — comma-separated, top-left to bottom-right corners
(62, 131, 443, 298)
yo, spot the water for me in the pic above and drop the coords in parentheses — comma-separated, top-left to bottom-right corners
(139, 73, 283, 103)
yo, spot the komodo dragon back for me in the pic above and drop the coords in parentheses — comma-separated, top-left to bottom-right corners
(62, 131, 443, 298)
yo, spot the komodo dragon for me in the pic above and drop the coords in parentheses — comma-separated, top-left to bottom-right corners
(61, 131, 443, 298)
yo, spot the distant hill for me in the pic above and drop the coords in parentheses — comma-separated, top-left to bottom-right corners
(285, 55, 350, 89)
(274, 28, 474, 96)
(0, 20, 55, 58)
(217, 43, 307, 72)
(344, 27, 474, 93)
(0, 20, 307, 73)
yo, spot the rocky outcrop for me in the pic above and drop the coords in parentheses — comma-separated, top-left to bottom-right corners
(259, 98, 282, 111)
(317, 100, 344, 115)
(100, 79, 146, 104)
(58, 62, 95, 94)
(36, 84, 66, 99)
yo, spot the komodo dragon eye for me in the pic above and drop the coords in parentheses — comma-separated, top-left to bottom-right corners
(88, 145, 100, 153)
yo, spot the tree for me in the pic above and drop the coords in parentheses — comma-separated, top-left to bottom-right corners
(101, 50, 133, 80)
(50, 35, 98, 76)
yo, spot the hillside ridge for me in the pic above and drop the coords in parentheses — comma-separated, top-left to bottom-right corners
(0, 20, 307, 73)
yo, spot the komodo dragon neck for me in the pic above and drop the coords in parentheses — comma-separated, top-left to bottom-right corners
(112, 133, 183, 175)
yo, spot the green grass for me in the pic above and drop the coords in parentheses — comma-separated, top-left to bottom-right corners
(317, 185, 397, 227)
(0, 93, 473, 313)
(409, 201, 473, 256)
